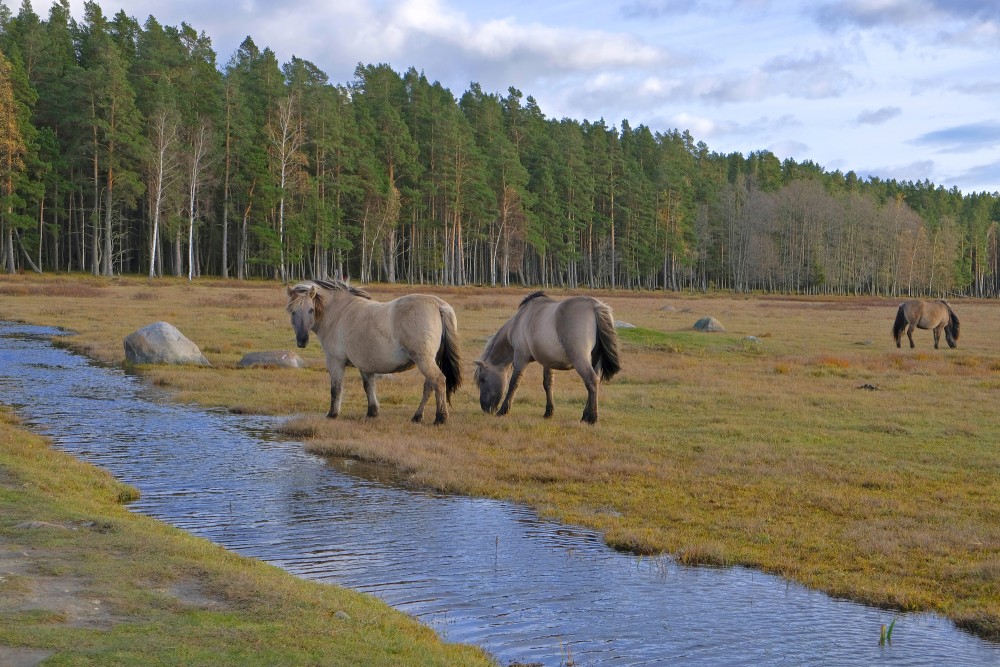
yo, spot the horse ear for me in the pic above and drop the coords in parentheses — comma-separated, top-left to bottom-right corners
(308, 285, 318, 299)
(473, 360, 484, 368)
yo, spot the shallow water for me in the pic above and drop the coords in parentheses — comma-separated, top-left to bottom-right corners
(1, 321, 997, 666)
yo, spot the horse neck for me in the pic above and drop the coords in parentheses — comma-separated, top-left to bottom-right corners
(483, 321, 515, 368)
(316, 287, 359, 329)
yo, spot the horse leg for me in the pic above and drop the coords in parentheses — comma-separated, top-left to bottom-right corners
(411, 379, 432, 424)
(569, 353, 601, 424)
(497, 355, 531, 417)
(412, 355, 448, 424)
(542, 367, 555, 418)
(906, 324, 916, 348)
(326, 362, 346, 419)
(933, 326, 941, 349)
(361, 372, 379, 418)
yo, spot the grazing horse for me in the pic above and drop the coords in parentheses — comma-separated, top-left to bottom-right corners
(287, 280, 462, 424)
(892, 299, 960, 349)
(474, 292, 621, 424)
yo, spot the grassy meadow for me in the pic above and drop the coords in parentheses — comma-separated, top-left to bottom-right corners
(2, 274, 1000, 645)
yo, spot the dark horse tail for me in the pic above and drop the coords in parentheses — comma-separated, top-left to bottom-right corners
(892, 303, 907, 346)
(943, 301, 960, 347)
(437, 303, 463, 402)
(592, 301, 622, 382)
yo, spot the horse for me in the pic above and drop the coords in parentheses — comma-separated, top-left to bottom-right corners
(474, 292, 621, 424)
(892, 299, 960, 349)
(287, 279, 462, 424)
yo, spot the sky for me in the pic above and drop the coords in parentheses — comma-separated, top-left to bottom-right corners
(58, 0, 1000, 194)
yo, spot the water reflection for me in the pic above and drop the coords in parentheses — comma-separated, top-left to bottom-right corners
(0, 322, 997, 666)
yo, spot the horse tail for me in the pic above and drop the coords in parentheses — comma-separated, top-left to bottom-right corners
(892, 304, 907, 345)
(592, 301, 622, 383)
(944, 302, 960, 345)
(437, 303, 463, 402)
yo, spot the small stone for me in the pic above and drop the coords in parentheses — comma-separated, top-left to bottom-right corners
(614, 320, 637, 329)
(693, 317, 726, 332)
(237, 351, 306, 368)
(335, 610, 351, 621)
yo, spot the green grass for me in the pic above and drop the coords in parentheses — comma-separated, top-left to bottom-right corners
(618, 325, 743, 354)
(0, 407, 495, 666)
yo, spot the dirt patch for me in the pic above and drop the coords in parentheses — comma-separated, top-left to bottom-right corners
(0, 467, 20, 489)
(164, 581, 230, 611)
(0, 646, 54, 667)
(0, 544, 123, 629)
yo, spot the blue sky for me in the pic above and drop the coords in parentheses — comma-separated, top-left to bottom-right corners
(65, 0, 1000, 194)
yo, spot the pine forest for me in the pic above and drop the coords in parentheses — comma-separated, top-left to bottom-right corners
(1, 0, 998, 296)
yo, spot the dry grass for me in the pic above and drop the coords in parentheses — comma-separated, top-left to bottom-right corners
(3, 274, 1000, 639)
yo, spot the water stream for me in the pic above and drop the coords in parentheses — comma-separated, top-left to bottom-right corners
(1, 322, 997, 666)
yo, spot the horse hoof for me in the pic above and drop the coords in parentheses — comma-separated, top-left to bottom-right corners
(366, 409, 379, 419)
(433, 414, 446, 425)
(543, 410, 554, 418)
(411, 413, 423, 423)
(581, 413, 598, 425)
(326, 412, 338, 419)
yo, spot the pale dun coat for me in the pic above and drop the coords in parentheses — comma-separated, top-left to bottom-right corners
(287, 280, 462, 424)
(475, 292, 621, 424)
(892, 299, 960, 349)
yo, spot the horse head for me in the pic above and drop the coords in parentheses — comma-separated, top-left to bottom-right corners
(286, 283, 320, 348)
(473, 359, 507, 414)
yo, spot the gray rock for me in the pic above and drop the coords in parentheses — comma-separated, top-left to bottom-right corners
(614, 320, 637, 329)
(124, 322, 210, 366)
(693, 317, 726, 333)
(237, 351, 306, 368)
(743, 335, 762, 344)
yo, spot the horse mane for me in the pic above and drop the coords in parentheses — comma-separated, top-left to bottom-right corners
(311, 278, 372, 300)
(520, 291, 549, 308)
(286, 282, 315, 313)
(287, 279, 371, 325)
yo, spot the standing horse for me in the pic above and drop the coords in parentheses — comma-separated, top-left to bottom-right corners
(474, 292, 621, 424)
(892, 299, 960, 349)
(287, 280, 462, 424)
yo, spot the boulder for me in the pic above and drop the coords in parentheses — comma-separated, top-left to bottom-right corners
(693, 316, 726, 333)
(614, 320, 637, 329)
(237, 350, 306, 368)
(124, 322, 210, 366)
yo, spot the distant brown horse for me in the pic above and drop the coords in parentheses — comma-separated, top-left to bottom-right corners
(892, 299, 960, 349)
(287, 280, 462, 424)
(474, 292, 621, 424)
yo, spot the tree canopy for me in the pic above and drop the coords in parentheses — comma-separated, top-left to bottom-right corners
(0, 1, 997, 296)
